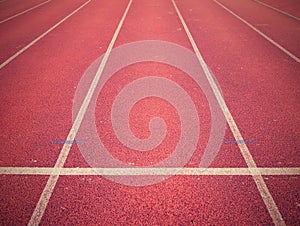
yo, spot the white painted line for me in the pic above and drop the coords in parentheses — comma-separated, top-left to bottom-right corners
(213, 0, 300, 64)
(1, 167, 300, 175)
(28, 0, 133, 225)
(171, 1, 286, 225)
(0, 0, 51, 24)
(252, 0, 300, 21)
(0, 0, 91, 70)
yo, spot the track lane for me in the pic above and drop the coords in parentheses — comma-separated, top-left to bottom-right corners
(1, 0, 130, 224)
(0, 0, 129, 168)
(42, 176, 273, 225)
(253, 0, 300, 19)
(42, 0, 272, 225)
(0, 0, 48, 21)
(0, 175, 49, 225)
(265, 176, 300, 226)
(175, 0, 299, 224)
(1, 0, 299, 225)
(64, 0, 247, 170)
(0, 0, 51, 24)
(0, 0, 89, 64)
(216, 0, 300, 60)
(175, 0, 300, 167)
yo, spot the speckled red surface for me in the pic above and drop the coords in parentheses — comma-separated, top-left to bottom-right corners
(0, 0, 299, 225)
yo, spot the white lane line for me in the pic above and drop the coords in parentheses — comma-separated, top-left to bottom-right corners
(1, 167, 300, 175)
(28, 0, 133, 225)
(213, 0, 300, 64)
(252, 0, 300, 21)
(171, 0, 286, 225)
(0, 0, 51, 24)
(0, 0, 92, 70)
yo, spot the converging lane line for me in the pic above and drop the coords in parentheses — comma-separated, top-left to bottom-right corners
(1, 167, 299, 175)
(0, 0, 51, 24)
(0, 0, 91, 70)
(27, 0, 133, 225)
(252, 0, 300, 21)
(172, 0, 286, 225)
(213, 0, 300, 64)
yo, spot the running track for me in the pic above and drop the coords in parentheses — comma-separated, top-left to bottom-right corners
(0, 0, 299, 225)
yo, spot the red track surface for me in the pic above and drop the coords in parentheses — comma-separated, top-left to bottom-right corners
(0, 0, 299, 225)
(256, 0, 300, 18)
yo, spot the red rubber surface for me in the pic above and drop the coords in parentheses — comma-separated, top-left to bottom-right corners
(42, 176, 272, 225)
(0, 0, 47, 21)
(0, 0, 299, 225)
(0, 0, 89, 62)
(217, 0, 300, 57)
(0, 175, 48, 225)
(0, 0, 128, 167)
(176, 0, 300, 167)
(256, 0, 300, 18)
